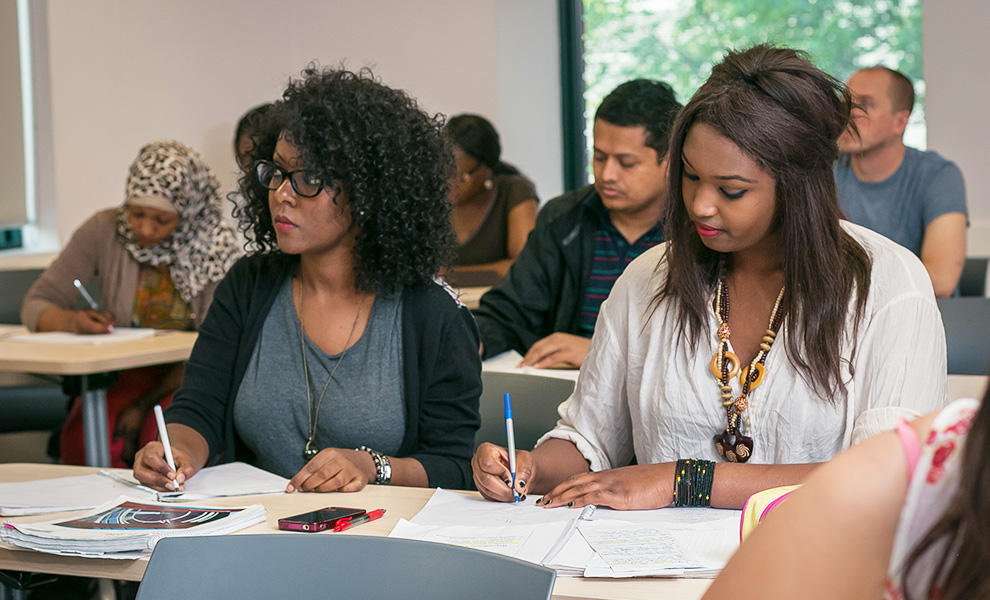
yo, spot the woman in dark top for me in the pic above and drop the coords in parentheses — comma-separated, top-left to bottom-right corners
(134, 66, 482, 493)
(445, 114, 538, 279)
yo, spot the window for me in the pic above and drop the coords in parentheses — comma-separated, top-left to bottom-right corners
(574, 0, 924, 183)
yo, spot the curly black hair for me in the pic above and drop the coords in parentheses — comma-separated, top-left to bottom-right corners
(233, 65, 456, 294)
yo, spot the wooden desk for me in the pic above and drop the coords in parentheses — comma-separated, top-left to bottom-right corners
(0, 464, 712, 600)
(0, 332, 198, 467)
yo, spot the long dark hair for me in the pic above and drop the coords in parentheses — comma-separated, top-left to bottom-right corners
(233, 65, 456, 294)
(903, 383, 990, 598)
(659, 44, 872, 400)
(445, 114, 519, 176)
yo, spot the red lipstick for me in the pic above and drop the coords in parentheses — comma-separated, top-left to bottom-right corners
(695, 222, 721, 238)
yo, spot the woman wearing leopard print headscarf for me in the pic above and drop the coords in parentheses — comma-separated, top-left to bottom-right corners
(21, 139, 241, 468)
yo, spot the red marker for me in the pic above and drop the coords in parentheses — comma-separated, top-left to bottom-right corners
(333, 508, 386, 532)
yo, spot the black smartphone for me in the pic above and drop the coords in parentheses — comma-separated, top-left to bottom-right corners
(277, 507, 366, 532)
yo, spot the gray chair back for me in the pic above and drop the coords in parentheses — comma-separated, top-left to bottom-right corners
(137, 534, 556, 600)
(476, 371, 576, 450)
(959, 257, 989, 297)
(937, 297, 990, 375)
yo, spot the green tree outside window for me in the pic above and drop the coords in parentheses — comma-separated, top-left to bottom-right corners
(582, 0, 924, 179)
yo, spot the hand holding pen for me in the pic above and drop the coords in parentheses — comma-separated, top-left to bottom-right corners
(71, 279, 114, 333)
(153, 404, 181, 492)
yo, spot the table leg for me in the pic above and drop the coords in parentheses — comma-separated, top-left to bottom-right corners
(79, 375, 111, 467)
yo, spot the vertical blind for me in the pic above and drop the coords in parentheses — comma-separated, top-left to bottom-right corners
(0, 0, 28, 228)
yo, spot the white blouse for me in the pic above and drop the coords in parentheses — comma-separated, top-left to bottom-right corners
(541, 222, 948, 471)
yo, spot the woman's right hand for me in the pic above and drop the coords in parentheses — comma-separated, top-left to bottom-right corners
(472, 442, 534, 502)
(133, 440, 197, 492)
(72, 309, 114, 334)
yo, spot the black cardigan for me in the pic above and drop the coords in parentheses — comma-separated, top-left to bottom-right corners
(474, 185, 603, 358)
(167, 254, 482, 489)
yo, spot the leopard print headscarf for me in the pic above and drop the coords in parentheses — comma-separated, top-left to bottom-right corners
(116, 140, 241, 303)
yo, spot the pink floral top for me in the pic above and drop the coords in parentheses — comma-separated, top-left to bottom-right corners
(883, 398, 980, 599)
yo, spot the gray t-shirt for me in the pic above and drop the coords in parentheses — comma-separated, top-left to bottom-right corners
(834, 147, 967, 257)
(234, 277, 405, 478)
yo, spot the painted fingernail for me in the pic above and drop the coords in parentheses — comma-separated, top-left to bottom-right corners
(542, 497, 551, 505)
(567, 501, 574, 507)
(535, 497, 542, 504)
(504, 479, 512, 487)
(520, 494, 527, 502)
(517, 480, 527, 488)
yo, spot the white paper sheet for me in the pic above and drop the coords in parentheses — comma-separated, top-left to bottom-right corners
(389, 518, 569, 564)
(8, 328, 156, 345)
(579, 516, 739, 578)
(482, 351, 581, 381)
(101, 462, 289, 502)
(395, 489, 742, 579)
(0, 463, 288, 515)
(409, 489, 589, 526)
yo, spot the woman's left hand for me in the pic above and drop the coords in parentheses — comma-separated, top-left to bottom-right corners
(537, 463, 675, 510)
(286, 448, 374, 493)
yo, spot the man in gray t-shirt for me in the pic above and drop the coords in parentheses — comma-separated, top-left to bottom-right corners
(835, 66, 968, 297)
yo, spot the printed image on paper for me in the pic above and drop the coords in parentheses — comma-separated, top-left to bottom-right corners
(57, 501, 241, 530)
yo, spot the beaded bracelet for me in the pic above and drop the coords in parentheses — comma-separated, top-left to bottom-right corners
(673, 458, 715, 507)
(357, 446, 392, 485)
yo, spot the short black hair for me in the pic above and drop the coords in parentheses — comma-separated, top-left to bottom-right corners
(445, 113, 519, 176)
(233, 103, 275, 164)
(594, 79, 682, 158)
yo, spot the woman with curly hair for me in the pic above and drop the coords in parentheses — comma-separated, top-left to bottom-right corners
(445, 114, 538, 279)
(22, 140, 240, 467)
(473, 45, 946, 509)
(133, 66, 482, 492)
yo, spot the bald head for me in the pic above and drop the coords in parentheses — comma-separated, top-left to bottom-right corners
(855, 66, 914, 115)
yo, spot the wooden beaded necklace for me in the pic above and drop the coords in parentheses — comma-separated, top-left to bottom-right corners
(710, 274, 785, 463)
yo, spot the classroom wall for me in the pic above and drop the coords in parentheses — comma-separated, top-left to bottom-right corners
(6, 0, 987, 261)
(925, 0, 990, 256)
(30, 0, 562, 250)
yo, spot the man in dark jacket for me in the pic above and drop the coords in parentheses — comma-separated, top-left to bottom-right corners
(475, 79, 681, 367)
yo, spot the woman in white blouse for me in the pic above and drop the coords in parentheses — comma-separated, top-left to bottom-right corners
(472, 45, 947, 510)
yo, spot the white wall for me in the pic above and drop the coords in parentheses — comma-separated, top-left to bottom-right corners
(15, 0, 987, 259)
(32, 0, 562, 248)
(925, 0, 990, 256)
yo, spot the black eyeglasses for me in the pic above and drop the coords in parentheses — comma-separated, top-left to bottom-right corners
(254, 160, 326, 198)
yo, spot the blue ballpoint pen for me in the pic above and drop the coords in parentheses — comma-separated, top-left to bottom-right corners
(504, 392, 519, 502)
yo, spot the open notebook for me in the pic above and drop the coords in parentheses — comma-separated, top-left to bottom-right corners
(1, 496, 266, 558)
(0, 462, 289, 516)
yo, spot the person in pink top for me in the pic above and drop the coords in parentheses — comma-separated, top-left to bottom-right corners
(705, 380, 989, 599)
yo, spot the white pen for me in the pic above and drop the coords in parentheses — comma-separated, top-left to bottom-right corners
(503, 393, 518, 502)
(153, 404, 180, 492)
(72, 279, 99, 310)
(72, 278, 113, 332)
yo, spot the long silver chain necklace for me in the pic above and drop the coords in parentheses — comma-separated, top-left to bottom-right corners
(298, 278, 367, 461)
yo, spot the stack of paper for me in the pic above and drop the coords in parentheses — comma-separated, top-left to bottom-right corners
(0, 462, 289, 516)
(1, 496, 266, 558)
(388, 489, 740, 578)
